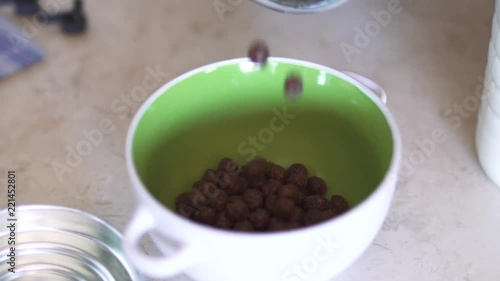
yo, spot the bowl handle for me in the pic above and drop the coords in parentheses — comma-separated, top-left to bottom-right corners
(341, 71, 387, 104)
(123, 207, 199, 279)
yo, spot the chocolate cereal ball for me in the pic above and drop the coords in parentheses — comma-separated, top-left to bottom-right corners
(287, 221, 302, 230)
(331, 195, 349, 214)
(249, 208, 271, 230)
(248, 41, 269, 64)
(176, 204, 195, 219)
(303, 209, 324, 226)
(176, 192, 193, 208)
(218, 158, 241, 175)
(226, 199, 250, 222)
(261, 179, 281, 196)
(202, 169, 218, 183)
(239, 177, 249, 192)
(268, 218, 300, 231)
(265, 194, 277, 210)
(286, 173, 307, 189)
(278, 184, 301, 204)
(243, 189, 263, 210)
(228, 195, 244, 204)
(194, 207, 216, 225)
(303, 195, 329, 211)
(214, 211, 233, 229)
(192, 180, 203, 192)
(248, 175, 267, 190)
(268, 217, 289, 231)
(296, 191, 305, 206)
(284, 75, 303, 98)
(176, 190, 208, 210)
(290, 207, 304, 222)
(320, 209, 337, 221)
(176, 192, 198, 218)
(197, 181, 218, 198)
(287, 163, 308, 177)
(267, 163, 286, 182)
(272, 197, 295, 219)
(233, 220, 254, 232)
(306, 177, 327, 196)
(192, 190, 209, 210)
(208, 189, 228, 211)
(221, 175, 247, 195)
(243, 158, 269, 178)
(216, 171, 231, 189)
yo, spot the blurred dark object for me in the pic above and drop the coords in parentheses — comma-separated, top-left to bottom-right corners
(15, 0, 40, 15)
(40, 0, 86, 34)
(0, 16, 45, 79)
(0, 0, 87, 34)
(0, 0, 40, 15)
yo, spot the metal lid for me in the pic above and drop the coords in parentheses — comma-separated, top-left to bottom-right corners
(251, 0, 348, 13)
(0, 205, 144, 281)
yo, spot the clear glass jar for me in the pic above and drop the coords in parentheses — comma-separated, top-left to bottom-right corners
(476, 0, 500, 188)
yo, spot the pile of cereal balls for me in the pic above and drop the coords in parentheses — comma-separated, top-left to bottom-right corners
(175, 158, 350, 232)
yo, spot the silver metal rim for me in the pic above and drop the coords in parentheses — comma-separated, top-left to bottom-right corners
(0, 205, 144, 281)
(251, 0, 349, 14)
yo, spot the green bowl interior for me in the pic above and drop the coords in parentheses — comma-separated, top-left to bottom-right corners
(132, 60, 393, 210)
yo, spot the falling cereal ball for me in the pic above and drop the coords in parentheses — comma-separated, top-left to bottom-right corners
(284, 74, 303, 98)
(248, 41, 269, 64)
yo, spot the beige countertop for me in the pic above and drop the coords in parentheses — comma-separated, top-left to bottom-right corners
(1, 0, 499, 280)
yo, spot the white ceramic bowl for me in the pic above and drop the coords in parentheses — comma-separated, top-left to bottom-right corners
(123, 58, 402, 281)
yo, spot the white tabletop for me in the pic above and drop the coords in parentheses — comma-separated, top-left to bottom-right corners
(1, 0, 499, 280)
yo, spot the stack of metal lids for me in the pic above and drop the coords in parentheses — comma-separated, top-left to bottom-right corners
(0, 205, 144, 281)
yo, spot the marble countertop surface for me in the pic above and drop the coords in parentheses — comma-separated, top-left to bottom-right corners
(1, 0, 499, 280)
